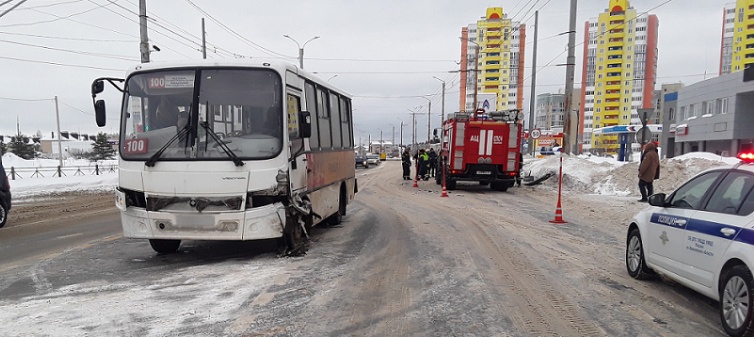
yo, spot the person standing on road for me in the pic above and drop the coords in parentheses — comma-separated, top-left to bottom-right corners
(638, 142, 660, 202)
(428, 148, 437, 177)
(417, 149, 429, 181)
(401, 149, 411, 180)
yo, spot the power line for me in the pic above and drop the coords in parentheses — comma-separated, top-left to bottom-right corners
(0, 0, 109, 27)
(14, 0, 85, 10)
(0, 31, 135, 43)
(0, 39, 140, 61)
(0, 55, 124, 71)
(183, 0, 293, 59)
(87, 0, 208, 59)
(0, 96, 53, 102)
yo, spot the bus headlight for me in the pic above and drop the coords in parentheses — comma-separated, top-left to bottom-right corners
(115, 189, 127, 211)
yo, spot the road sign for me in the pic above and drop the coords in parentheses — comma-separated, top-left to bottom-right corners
(638, 108, 654, 127)
(530, 129, 541, 139)
(635, 126, 652, 145)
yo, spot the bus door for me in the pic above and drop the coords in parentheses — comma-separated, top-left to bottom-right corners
(287, 91, 307, 193)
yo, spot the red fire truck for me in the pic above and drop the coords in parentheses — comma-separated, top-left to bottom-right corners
(436, 109, 524, 191)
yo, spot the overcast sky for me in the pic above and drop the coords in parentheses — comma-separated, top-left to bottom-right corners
(0, 0, 727, 144)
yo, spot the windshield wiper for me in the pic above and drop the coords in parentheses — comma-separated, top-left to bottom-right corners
(200, 121, 244, 167)
(144, 125, 191, 167)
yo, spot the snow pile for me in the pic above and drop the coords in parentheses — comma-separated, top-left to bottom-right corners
(524, 152, 740, 197)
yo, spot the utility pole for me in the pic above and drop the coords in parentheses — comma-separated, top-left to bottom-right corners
(408, 109, 421, 150)
(201, 18, 207, 59)
(54, 96, 63, 169)
(439, 81, 445, 125)
(563, 0, 578, 154)
(138, 0, 150, 63)
(528, 11, 539, 156)
(426, 99, 431, 143)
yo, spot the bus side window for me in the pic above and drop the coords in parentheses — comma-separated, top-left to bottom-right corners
(287, 94, 301, 139)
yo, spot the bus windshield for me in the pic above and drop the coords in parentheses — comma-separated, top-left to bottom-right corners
(120, 68, 283, 161)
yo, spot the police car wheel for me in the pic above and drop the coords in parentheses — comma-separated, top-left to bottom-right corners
(0, 202, 7, 228)
(626, 229, 654, 280)
(720, 265, 754, 337)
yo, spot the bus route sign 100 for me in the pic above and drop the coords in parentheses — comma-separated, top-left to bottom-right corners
(148, 75, 194, 89)
(123, 139, 148, 154)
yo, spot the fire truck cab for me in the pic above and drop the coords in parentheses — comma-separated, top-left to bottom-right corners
(436, 110, 523, 192)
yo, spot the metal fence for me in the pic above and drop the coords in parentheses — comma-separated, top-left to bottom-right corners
(6, 164, 117, 180)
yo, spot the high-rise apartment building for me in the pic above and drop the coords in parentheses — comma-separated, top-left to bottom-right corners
(459, 7, 525, 113)
(720, 1, 754, 74)
(579, 0, 658, 154)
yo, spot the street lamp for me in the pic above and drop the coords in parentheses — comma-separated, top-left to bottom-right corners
(283, 35, 320, 69)
(432, 76, 446, 127)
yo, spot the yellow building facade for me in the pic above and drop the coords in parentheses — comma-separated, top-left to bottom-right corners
(579, 0, 659, 154)
(460, 7, 525, 113)
(730, 0, 754, 72)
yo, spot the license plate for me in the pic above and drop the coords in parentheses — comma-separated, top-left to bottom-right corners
(477, 171, 491, 175)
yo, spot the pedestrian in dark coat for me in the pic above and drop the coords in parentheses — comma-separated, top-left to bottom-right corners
(401, 150, 411, 180)
(638, 142, 660, 202)
(417, 149, 429, 180)
(428, 148, 438, 177)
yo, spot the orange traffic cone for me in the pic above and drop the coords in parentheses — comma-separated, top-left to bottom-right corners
(440, 185, 448, 197)
(549, 155, 567, 224)
(549, 200, 567, 224)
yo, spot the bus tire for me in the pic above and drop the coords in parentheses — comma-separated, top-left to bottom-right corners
(149, 239, 181, 254)
(280, 214, 306, 256)
(327, 186, 347, 226)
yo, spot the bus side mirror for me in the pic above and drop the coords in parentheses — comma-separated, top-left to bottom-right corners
(95, 100, 107, 127)
(92, 80, 104, 95)
(299, 111, 311, 138)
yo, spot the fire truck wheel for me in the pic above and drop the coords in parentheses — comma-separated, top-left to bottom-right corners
(491, 182, 508, 192)
(446, 178, 457, 190)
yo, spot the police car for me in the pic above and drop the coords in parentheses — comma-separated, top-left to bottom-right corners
(626, 152, 754, 337)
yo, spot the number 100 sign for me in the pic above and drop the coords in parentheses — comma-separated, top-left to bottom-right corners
(123, 139, 148, 154)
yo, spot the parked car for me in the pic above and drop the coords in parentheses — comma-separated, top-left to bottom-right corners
(0, 158, 10, 228)
(366, 153, 380, 166)
(625, 152, 754, 336)
(355, 154, 368, 168)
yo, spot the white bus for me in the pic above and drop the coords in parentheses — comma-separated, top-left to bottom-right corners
(91, 60, 357, 255)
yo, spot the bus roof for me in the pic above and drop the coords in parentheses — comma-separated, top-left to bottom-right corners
(123, 59, 350, 97)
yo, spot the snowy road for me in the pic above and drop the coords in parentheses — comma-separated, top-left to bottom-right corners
(0, 161, 730, 336)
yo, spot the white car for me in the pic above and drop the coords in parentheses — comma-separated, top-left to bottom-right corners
(365, 153, 380, 165)
(626, 154, 754, 337)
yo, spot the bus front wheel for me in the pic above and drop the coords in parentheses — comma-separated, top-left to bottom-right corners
(149, 239, 181, 254)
